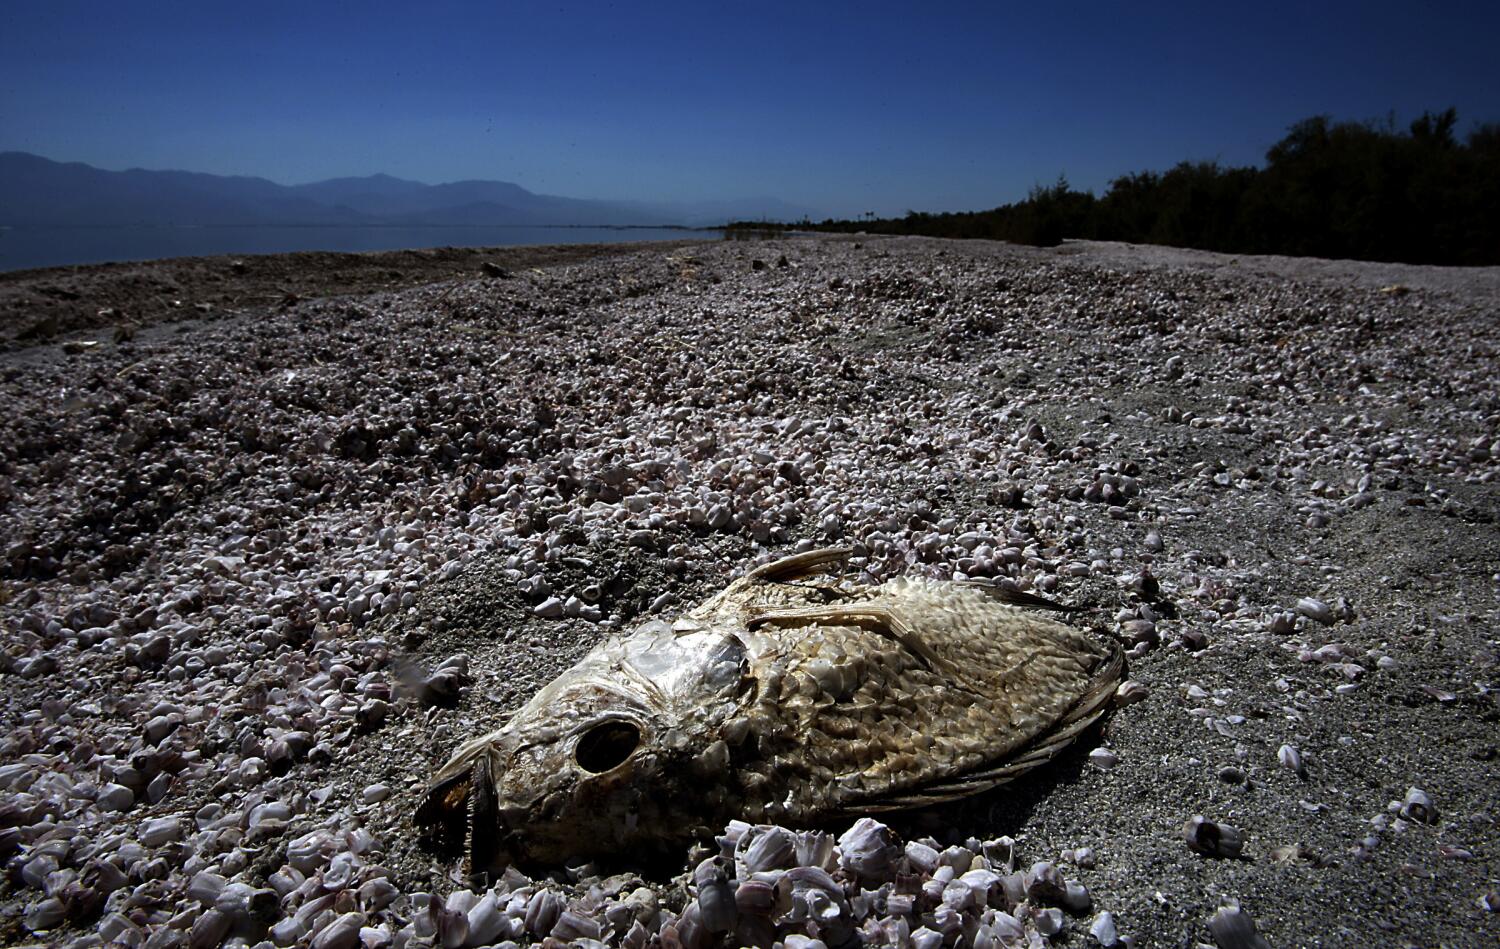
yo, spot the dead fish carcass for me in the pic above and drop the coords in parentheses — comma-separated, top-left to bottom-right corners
(417, 548, 1123, 868)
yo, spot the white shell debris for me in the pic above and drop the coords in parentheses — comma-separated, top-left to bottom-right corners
(1088, 747, 1121, 770)
(362, 818, 1122, 949)
(1089, 909, 1126, 946)
(1277, 743, 1306, 777)
(2, 237, 1495, 946)
(1183, 816, 1246, 859)
(837, 817, 903, 881)
(1113, 680, 1151, 707)
(1400, 787, 1438, 824)
(1294, 597, 1335, 625)
(1207, 899, 1273, 949)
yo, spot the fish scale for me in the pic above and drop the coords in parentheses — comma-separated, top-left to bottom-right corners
(418, 548, 1123, 869)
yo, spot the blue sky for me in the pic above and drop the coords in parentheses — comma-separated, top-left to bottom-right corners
(2, 1, 1497, 218)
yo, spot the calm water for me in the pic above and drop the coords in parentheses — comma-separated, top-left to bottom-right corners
(0, 225, 718, 272)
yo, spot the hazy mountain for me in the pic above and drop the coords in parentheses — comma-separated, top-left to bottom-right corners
(287, 173, 437, 217)
(0, 152, 366, 227)
(289, 173, 666, 225)
(0, 153, 813, 228)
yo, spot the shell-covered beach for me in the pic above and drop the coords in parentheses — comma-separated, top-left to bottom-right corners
(2, 235, 1497, 947)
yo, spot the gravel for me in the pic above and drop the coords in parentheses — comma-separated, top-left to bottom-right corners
(1, 234, 1496, 946)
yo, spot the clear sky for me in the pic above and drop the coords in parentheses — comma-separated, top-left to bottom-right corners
(2, 1, 1497, 218)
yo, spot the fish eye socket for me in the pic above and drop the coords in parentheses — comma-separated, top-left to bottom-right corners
(575, 721, 641, 774)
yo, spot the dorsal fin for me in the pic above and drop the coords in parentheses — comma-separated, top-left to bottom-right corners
(746, 603, 962, 680)
(964, 581, 1084, 613)
(746, 547, 851, 583)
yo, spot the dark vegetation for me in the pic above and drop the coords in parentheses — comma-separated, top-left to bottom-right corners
(729, 110, 1500, 265)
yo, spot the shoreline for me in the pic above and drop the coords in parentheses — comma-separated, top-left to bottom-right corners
(0, 237, 720, 352)
(6, 233, 1500, 355)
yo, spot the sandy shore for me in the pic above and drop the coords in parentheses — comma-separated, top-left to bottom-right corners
(1, 235, 1496, 947)
(0, 239, 716, 351)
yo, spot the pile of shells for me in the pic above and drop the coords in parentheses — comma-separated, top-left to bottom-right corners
(1, 235, 1496, 946)
(224, 817, 1124, 949)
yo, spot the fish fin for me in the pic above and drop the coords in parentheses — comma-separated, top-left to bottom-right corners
(849, 643, 1125, 812)
(747, 604, 960, 679)
(688, 548, 852, 619)
(962, 581, 1085, 613)
(746, 547, 851, 582)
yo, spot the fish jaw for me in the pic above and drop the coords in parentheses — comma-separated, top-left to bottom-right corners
(414, 729, 521, 872)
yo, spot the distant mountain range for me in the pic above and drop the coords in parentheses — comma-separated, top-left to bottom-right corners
(0, 152, 811, 228)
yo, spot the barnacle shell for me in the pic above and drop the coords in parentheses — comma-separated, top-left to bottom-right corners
(1183, 816, 1245, 859)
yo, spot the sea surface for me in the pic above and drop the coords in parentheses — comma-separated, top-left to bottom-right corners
(0, 224, 718, 272)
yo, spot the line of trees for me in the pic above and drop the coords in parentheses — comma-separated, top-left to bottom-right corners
(732, 110, 1500, 265)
